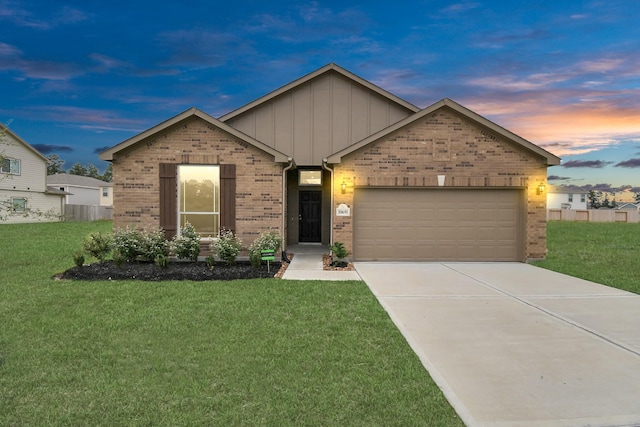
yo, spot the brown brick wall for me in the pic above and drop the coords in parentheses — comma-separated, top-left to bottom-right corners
(332, 108, 549, 260)
(111, 117, 284, 250)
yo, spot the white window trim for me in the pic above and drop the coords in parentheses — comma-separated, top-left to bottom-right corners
(11, 197, 26, 213)
(177, 165, 220, 238)
(1, 158, 21, 175)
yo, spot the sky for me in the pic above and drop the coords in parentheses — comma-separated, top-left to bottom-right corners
(1, 0, 639, 197)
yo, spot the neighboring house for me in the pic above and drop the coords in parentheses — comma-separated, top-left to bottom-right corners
(0, 124, 65, 223)
(547, 185, 589, 210)
(617, 202, 639, 211)
(100, 63, 560, 262)
(46, 173, 112, 206)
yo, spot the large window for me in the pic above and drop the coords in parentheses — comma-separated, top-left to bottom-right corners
(1, 158, 21, 175)
(178, 165, 220, 238)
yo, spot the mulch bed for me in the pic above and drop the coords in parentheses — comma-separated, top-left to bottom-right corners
(322, 254, 354, 271)
(55, 260, 288, 281)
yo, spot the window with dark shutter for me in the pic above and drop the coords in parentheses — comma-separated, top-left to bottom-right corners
(220, 164, 236, 232)
(159, 163, 178, 239)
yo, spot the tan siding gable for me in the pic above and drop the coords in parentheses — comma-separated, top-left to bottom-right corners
(225, 71, 414, 165)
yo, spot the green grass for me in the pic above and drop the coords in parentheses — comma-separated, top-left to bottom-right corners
(533, 221, 640, 294)
(0, 221, 462, 426)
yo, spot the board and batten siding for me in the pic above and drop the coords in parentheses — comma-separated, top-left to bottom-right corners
(224, 71, 413, 165)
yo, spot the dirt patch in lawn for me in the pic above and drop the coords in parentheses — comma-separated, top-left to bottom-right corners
(55, 260, 288, 281)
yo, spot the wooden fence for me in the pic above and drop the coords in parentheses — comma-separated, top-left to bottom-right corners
(65, 204, 113, 222)
(548, 209, 640, 223)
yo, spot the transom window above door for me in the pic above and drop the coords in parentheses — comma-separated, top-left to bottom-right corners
(178, 165, 220, 238)
(299, 170, 322, 186)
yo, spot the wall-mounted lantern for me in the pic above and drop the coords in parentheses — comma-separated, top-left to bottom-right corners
(341, 180, 347, 194)
(537, 183, 546, 195)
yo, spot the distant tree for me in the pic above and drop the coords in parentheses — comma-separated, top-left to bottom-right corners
(101, 163, 112, 182)
(46, 154, 65, 175)
(87, 163, 101, 180)
(587, 190, 602, 209)
(635, 193, 640, 203)
(601, 193, 611, 209)
(68, 163, 88, 176)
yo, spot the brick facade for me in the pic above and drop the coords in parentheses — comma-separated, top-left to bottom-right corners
(111, 117, 284, 249)
(332, 108, 549, 260)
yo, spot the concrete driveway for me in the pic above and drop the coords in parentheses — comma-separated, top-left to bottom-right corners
(355, 262, 640, 427)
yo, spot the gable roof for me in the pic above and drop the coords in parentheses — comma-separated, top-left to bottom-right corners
(325, 98, 561, 166)
(1, 123, 49, 162)
(46, 173, 110, 188)
(219, 63, 420, 122)
(99, 108, 290, 163)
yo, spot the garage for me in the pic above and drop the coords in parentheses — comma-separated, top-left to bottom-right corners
(353, 188, 525, 262)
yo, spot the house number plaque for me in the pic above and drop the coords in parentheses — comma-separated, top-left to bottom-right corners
(336, 203, 351, 217)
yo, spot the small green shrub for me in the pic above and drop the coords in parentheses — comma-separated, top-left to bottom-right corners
(249, 230, 282, 268)
(172, 222, 200, 261)
(112, 227, 144, 262)
(155, 254, 169, 268)
(331, 242, 348, 261)
(112, 249, 126, 268)
(73, 251, 85, 267)
(83, 232, 112, 262)
(211, 229, 242, 265)
(141, 229, 170, 261)
(205, 255, 215, 269)
(112, 227, 169, 262)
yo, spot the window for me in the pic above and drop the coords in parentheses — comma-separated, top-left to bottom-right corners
(178, 165, 220, 238)
(1, 158, 21, 175)
(11, 197, 26, 213)
(102, 188, 109, 197)
(568, 194, 573, 202)
(299, 170, 322, 186)
(580, 194, 586, 203)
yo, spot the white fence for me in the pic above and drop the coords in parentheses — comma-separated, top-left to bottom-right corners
(547, 209, 640, 223)
(65, 204, 113, 222)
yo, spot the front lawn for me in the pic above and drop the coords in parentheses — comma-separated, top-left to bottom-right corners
(533, 221, 640, 294)
(0, 221, 462, 426)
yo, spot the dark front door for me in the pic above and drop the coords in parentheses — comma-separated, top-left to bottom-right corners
(299, 190, 322, 242)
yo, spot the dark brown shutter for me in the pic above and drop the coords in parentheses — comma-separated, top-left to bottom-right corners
(220, 164, 236, 233)
(159, 163, 178, 239)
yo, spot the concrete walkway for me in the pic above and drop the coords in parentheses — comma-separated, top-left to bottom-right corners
(356, 262, 640, 427)
(281, 244, 361, 281)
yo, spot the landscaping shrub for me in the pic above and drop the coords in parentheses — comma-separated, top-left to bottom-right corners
(171, 222, 200, 261)
(249, 230, 282, 268)
(113, 227, 169, 262)
(331, 242, 348, 261)
(211, 229, 242, 264)
(83, 231, 112, 262)
(154, 254, 169, 268)
(73, 251, 85, 267)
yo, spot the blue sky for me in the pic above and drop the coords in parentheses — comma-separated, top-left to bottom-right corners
(1, 0, 639, 195)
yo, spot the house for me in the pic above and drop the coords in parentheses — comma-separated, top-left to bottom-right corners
(0, 124, 65, 223)
(547, 185, 589, 210)
(617, 202, 639, 211)
(46, 173, 112, 206)
(100, 63, 560, 262)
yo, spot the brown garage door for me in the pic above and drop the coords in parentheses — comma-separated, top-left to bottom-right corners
(354, 188, 524, 261)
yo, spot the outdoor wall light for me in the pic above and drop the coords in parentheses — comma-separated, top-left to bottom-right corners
(341, 181, 347, 194)
(537, 183, 546, 195)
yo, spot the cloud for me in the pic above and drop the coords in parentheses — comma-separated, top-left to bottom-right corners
(548, 175, 572, 181)
(0, 42, 81, 80)
(26, 105, 144, 132)
(94, 146, 112, 154)
(615, 158, 640, 168)
(0, 1, 89, 29)
(440, 3, 481, 14)
(562, 160, 614, 168)
(32, 144, 73, 153)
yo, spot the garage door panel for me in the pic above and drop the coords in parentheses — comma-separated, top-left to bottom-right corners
(354, 188, 524, 261)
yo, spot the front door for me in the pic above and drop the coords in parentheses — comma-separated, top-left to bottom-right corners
(299, 190, 322, 242)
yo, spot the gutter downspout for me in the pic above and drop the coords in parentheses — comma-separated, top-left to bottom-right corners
(281, 158, 294, 255)
(322, 158, 334, 247)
